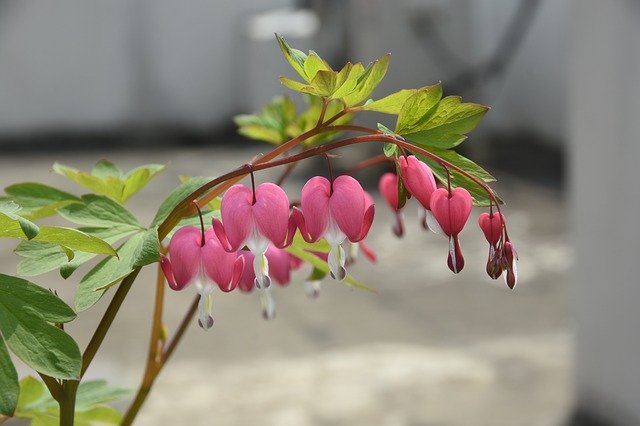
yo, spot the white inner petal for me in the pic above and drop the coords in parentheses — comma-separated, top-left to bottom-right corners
(425, 209, 444, 236)
(328, 244, 347, 281)
(324, 216, 346, 246)
(253, 252, 271, 289)
(197, 293, 214, 330)
(304, 280, 322, 299)
(193, 263, 216, 295)
(449, 236, 458, 273)
(260, 286, 276, 320)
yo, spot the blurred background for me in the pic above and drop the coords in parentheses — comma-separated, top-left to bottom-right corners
(0, 0, 637, 425)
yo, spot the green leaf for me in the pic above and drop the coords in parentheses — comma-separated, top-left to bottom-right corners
(53, 162, 124, 203)
(122, 164, 165, 203)
(15, 377, 126, 425)
(304, 51, 332, 80)
(16, 377, 48, 411)
(235, 96, 298, 145)
(0, 274, 80, 379)
(416, 149, 500, 207)
(151, 176, 211, 227)
(395, 84, 443, 134)
(306, 69, 338, 96)
(401, 97, 489, 149)
(0, 201, 40, 239)
(91, 160, 122, 179)
(53, 161, 164, 204)
(75, 406, 122, 425)
(286, 245, 374, 292)
(330, 63, 360, 100)
(343, 53, 390, 106)
(363, 88, 418, 114)
(276, 34, 308, 81)
(279, 76, 307, 92)
(15, 226, 137, 278)
(58, 195, 142, 230)
(4, 183, 81, 220)
(75, 228, 158, 311)
(0, 337, 19, 416)
(0, 207, 116, 257)
(75, 380, 130, 410)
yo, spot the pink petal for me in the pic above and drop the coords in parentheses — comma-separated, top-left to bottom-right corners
(478, 212, 505, 246)
(359, 241, 377, 263)
(167, 226, 203, 290)
(399, 155, 437, 209)
(220, 184, 254, 250)
(160, 255, 179, 291)
(329, 175, 365, 242)
(378, 173, 400, 211)
(253, 183, 291, 247)
(429, 187, 472, 236)
(355, 191, 376, 242)
(265, 245, 292, 286)
(300, 176, 331, 242)
(238, 251, 256, 293)
(201, 228, 239, 292)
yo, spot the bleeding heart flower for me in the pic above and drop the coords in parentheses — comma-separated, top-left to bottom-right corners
(399, 155, 441, 233)
(213, 182, 295, 290)
(503, 240, 518, 289)
(294, 175, 375, 281)
(478, 212, 506, 280)
(378, 172, 404, 237)
(237, 245, 302, 319)
(429, 187, 473, 273)
(161, 226, 244, 330)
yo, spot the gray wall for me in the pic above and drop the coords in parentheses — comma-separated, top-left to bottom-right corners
(569, 0, 640, 423)
(0, 0, 293, 134)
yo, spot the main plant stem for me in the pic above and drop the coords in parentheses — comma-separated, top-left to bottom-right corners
(58, 381, 78, 426)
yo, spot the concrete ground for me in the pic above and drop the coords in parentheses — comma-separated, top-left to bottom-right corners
(0, 146, 571, 426)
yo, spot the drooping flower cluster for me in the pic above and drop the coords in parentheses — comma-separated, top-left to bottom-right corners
(162, 155, 516, 329)
(378, 155, 517, 284)
(161, 173, 376, 328)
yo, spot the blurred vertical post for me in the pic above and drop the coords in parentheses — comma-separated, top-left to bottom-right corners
(569, 1, 640, 424)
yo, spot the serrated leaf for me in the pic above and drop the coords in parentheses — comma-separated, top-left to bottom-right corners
(4, 183, 81, 220)
(58, 194, 142, 230)
(401, 97, 488, 149)
(363, 89, 418, 114)
(276, 34, 308, 81)
(343, 53, 390, 106)
(75, 228, 158, 311)
(151, 176, 211, 227)
(417, 149, 500, 207)
(0, 274, 80, 379)
(286, 245, 374, 292)
(0, 337, 19, 416)
(395, 84, 443, 134)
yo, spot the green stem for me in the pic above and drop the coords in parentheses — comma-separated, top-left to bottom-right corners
(38, 372, 63, 402)
(58, 380, 78, 426)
